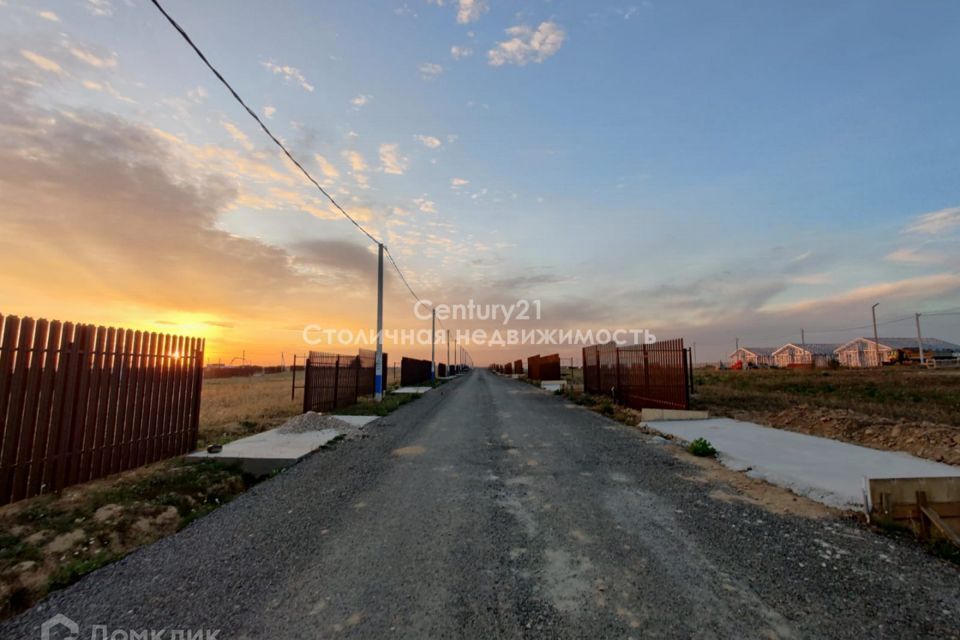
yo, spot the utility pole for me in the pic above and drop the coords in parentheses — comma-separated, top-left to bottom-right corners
(375, 243, 384, 401)
(915, 313, 925, 365)
(431, 308, 436, 382)
(871, 302, 881, 368)
(801, 329, 806, 350)
(446, 329, 451, 377)
(735, 337, 739, 356)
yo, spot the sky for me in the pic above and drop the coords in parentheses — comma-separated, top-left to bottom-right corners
(1, 0, 958, 365)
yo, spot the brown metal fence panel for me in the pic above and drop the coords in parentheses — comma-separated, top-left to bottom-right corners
(539, 354, 561, 380)
(528, 355, 541, 380)
(400, 357, 432, 387)
(582, 339, 688, 410)
(0, 314, 205, 505)
(303, 350, 387, 413)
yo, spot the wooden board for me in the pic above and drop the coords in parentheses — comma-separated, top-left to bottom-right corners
(865, 476, 960, 543)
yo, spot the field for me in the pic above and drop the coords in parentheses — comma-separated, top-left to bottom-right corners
(692, 367, 960, 465)
(197, 372, 302, 447)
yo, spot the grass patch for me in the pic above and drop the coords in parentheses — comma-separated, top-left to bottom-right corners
(687, 438, 717, 457)
(336, 393, 419, 416)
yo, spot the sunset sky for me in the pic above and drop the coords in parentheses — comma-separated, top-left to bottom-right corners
(1, 0, 958, 365)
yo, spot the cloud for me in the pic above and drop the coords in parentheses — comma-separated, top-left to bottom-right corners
(81, 79, 135, 103)
(351, 94, 371, 108)
(415, 135, 442, 149)
(263, 105, 276, 118)
(20, 50, 66, 75)
(69, 45, 117, 69)
(38, 10, 60, 22)
(455, 0, 487, 24)
(379, 144, 408, 175)
(85, 0, 113, 17)
(419, 62, 444, 80)
(451, 177, 469, 189)
(413, 197, 436, 213)
(221, 121, 254, 151)
(488, 22, 566, 66)
(314, 154, 340, 179)
(450, 46, 473, 60)
(342, 150, 369, 187)
(762, 273, 960, 315)
(906, 206, 960, 235)
(262, 61, 315, 92)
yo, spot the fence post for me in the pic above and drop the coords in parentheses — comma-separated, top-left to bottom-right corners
(332, 356, 340, 407)
(614, 347, 621, 404)
(291, 354, 297, 401)
(354, 356, 361, 404)
(301, 357, 310, 413)
(682, 345, 691, 409)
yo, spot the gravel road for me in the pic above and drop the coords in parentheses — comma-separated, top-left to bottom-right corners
(4, 370, 958, 639)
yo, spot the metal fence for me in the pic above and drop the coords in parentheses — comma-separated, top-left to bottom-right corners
(302, 349, 387, 413)
(400, 357, 432, 387)
(527, 353, 561, 381)
(0, 314, 205, 505)
(583, 339, 690, 410)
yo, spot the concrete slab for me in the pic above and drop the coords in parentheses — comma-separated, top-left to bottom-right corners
(541, 380, 566, 392)
(645, 417, 958, 509)
(393, 386, 432, 394)
(186, 427, 339, 476)
(640, 408, 709, 422)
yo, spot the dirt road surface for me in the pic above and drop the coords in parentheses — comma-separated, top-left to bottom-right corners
(3, 370, 958, 639)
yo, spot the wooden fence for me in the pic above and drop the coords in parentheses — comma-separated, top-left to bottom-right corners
(400, 357, 433, 387)
(0, 314, 205, 505)
(583, 339, 689, 410)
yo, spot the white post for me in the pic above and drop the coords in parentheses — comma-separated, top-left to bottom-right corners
(446, 329, 451, 376)
(431, 308, 436, 382)
(375, 243, 384, 401)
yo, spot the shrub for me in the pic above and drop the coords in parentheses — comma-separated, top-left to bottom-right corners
(687, 437, 717, 457)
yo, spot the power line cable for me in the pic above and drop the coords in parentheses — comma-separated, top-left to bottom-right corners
(150, 0, 430, 280)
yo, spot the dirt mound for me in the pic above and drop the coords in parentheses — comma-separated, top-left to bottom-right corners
(725, 404, 960, 466)
(278, 411, 356, 433)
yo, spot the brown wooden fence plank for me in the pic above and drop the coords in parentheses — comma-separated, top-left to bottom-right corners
(78, 326, 107, 482)
(0, 315, 19, 486)
(27, 320, 60, 497)
(88, 327, 114, 481)
(42, 322, 72, 492)
(189, 339, 204, 450)
(53, 323, 83, 491)
(1, 317, 33, 502)
(11, 319, 48, 502)
(167, 335, 186, 457)
(100, 328, 127, 478)
(153, 333, 173, 461)
(180, 337, 198, 453)
(139, 332, 160, 467)
(116, 330, 141, 473)
(65, 325, 96, 487)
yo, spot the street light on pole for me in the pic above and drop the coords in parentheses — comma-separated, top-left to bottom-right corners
(431, 308, 436, 382)
(915, 313, 925, 366)
(871, 302, 881, 368)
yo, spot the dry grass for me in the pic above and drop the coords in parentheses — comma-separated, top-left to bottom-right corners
(692, 367, 960, 425)
(197, 372, 302, 446)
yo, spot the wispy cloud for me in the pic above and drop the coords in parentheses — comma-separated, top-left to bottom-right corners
(427, 0, 488, 24)
(263, 105, 276, 118)
(38, 10, 60, 22)
(419, 62, 444, 80)
(415, 135, 442, 149)
(488, 22, 566, 67)
(906, 206, 960, 234)
(20, 50, 66, 75)
(314, 154, 340, 179)
(69, 45, 117, 69)
(451, 177, 470, 189)
(262, 61, 315, 92)
(85, 0, 113, 17)
(379, 143, 408, 175)
(342, 150, 369, 187)
(413, 197, 437, 213)
(222, 121, 254, 151)
(450, 45, 473, 60)
(351, 94, 371, 108)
